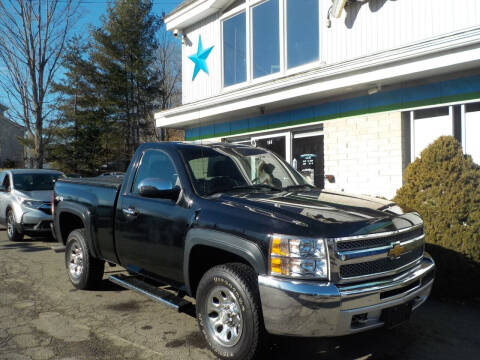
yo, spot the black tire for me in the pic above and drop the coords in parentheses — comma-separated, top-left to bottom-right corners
(196, 263, 265, 360)
(6, 209, 23, 242)
(65, 229, 104, 290)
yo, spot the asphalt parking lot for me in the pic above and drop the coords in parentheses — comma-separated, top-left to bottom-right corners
(1, 228, 480, 360)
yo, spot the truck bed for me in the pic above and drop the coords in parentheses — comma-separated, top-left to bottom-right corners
(55, 176, 122, 263)
(59, 176, 123, 189)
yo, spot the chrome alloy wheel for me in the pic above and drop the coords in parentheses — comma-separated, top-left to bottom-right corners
(7, 212, 14, 238)
(205, 286, 244, 347)
(68, 242, 84, 279)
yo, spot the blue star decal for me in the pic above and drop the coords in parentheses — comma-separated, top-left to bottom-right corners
(188, 36, 214, 81)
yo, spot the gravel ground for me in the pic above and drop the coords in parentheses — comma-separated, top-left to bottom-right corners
(0, 227, 479, 360)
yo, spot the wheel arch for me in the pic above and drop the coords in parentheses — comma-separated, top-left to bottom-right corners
(55, 202, 100, 258)
(184, 228, 267, 298)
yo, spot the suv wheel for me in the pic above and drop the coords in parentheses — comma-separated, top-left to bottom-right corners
(196, 263, 265, 360)
(65, 229, 104, 289)
(7, 209, 23, 242)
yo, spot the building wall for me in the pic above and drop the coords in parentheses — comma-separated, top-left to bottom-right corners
(0, 117, 24, 167)
(324, 112, 403, 199)
(180, 0, 480, 104)
(182, 13, 221, 104)
(322, 0, 480, 65)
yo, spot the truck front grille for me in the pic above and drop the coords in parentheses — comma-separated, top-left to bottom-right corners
(332, 224, 425, 283)
(336, 227, 424, 251)
(339, 246, 424, 278)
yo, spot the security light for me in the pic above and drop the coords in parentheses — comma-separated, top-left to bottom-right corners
(331, 0, 348, 18)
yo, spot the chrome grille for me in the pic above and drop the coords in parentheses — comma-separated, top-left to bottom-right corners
(336, 227, 424, 251)
(331, 224, 425, 283)
(340, 246, 424, 278)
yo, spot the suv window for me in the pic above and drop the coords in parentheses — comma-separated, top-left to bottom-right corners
(132, 150, 178, 194)
(2, 173, 11, 191)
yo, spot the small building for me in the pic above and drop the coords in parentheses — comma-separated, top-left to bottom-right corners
(0, 104, 25, 168)
(155, 0, 480, 199)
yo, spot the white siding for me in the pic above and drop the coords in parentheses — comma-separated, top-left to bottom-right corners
(321, 0, 480, 65)
(182, 13, 221, 104)
(180, 0, 480, 104)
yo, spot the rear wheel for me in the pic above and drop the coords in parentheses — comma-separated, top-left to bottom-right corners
(196, 263, 265, 360)
(7, 210, 23, 242)
(65, 229, 104, 289)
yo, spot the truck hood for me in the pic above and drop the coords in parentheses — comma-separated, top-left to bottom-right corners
(214, 189, 421, 237)
(13, 189, 52, 202)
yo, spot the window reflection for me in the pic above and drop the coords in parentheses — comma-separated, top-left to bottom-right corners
(287, 0, 319, 69)
(252, 0, 280, 79)
(223, 12, 247, 86)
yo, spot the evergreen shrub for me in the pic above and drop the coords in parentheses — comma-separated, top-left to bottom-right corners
(394, 136, 480, 298)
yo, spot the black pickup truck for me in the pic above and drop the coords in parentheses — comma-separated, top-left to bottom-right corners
(53, 142, 435, 360)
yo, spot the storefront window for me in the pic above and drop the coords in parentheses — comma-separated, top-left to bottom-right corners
(465, 103, 480, 164)
(413, 107, 452, 159)
(223, 12, 246, 86)
(252, 0, 280, 78)
(287, 0, 319, 69)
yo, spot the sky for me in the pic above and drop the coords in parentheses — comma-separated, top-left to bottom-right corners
(74, 0, 183, 32)
(0, 0, 184, 110)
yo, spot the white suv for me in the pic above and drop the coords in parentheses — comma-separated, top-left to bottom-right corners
(0, 169, 64, 241)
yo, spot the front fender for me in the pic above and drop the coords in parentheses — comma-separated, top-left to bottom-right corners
(183, 228, 267, 296)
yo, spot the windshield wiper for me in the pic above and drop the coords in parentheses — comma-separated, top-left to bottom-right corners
(282, 184, 314, 191)
(230, 184, 281, 192)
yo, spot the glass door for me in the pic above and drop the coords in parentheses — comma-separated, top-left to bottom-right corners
(252, 132, 291, 162)
(292, 132, 324, 188)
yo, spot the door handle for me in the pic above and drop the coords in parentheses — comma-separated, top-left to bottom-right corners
(122, 207, 138, 217)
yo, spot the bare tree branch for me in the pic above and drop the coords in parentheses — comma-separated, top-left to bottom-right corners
(0, 0, 79, 168)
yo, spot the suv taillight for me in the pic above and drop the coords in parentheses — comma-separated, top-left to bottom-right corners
(51, 192, 55, 215)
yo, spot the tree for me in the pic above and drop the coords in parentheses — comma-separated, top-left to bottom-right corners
(48, 0, 182, 173)
(90, 0, 163, 159)
(155, 29, 182, 141)
(394, 136, 480, 298)
(48, 37, 114, 175)
(0, 0, 79, 168)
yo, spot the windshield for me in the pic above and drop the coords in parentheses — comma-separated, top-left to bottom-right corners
(13, 173, 62, 191)
(179, 145, 309, 196)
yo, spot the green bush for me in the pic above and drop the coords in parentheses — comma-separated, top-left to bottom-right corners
(394, 136, 480, 299)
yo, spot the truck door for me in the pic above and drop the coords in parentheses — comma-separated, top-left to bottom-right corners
(115, 149, 189, 284)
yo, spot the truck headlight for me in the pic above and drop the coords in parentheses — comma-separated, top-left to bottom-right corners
(269, 235, 329, 279)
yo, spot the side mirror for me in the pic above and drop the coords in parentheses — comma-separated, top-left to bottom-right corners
(138, 178, 180, 201)
(0, 185, 7, 192)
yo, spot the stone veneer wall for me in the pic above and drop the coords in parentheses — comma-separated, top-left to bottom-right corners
(323, 112, 403, 199)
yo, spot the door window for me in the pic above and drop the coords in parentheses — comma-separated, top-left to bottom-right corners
(132, 150, 178, 194)
(2, 173, 11, 191)
(292, 134, 325, 188)
(254, 136, 286, 159)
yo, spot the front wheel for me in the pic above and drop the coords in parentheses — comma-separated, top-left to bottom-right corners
(196, 263, 265, 360)
(7, 210, 23, 242)
(65, 229, 104, 290)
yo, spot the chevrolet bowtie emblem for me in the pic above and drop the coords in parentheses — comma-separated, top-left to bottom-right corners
(388, 243, 405, 258)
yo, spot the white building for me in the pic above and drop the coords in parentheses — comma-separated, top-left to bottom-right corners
(155, 0, 480, 199)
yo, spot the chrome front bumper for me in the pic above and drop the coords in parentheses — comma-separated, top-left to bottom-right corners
(258, 254, 435, 337)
